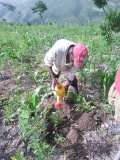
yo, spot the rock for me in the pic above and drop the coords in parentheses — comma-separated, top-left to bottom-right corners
(66, 127, 79, 144)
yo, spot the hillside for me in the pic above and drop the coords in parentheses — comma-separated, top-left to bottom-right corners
(0, 22, 120, 159)
(0, 0, 120, 24)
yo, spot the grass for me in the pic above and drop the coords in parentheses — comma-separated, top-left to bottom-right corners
(0, 21, 120, 159)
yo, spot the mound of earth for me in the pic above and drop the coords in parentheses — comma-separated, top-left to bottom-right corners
(52, 107, 120, 160)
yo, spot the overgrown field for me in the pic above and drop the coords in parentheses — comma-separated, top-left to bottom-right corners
(0, 22, 120, 160)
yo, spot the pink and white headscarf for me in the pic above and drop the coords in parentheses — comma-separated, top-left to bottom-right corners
(73, 44, 88, 68)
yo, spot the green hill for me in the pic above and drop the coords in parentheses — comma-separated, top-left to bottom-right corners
(0, 0, 120, 24)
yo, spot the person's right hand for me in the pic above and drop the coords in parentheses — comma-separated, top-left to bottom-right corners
(52, 71, 61, 78)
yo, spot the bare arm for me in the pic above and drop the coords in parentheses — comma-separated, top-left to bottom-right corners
(47, 66, 61, 80)
(108, 82, 119, 105)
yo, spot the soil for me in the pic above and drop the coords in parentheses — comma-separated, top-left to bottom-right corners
(0, 69, 35, 159)
(0, 69, 120, 160)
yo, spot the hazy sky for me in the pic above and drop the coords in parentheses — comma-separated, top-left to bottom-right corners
(0, 0, 36, 8)
(0, 0, 27, 4)
(0, 0, 36, 22)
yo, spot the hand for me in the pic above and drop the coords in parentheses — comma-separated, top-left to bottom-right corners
(63, 80, 70, 90)
(108, 82, 119, 105)
(51, 78, 58, 90)
(53, 71, 61, 78)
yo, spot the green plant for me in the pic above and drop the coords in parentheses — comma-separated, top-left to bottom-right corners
(54, 133, 65, 145)
(29, 140, 53, 160)
(11, 151, 25, 160)
(18, 88, 54, 159)
(75, 95, 94, 112)
(100, 23, 113, 44)
(3, 95, 21, 122)
(92, 0, 120, 44)
(25, 93, 39, 112)
(0, 40, 19, 59)
(96, 68, 116, 99)
(48, 110, 63, 127)
(106, 9, 120, 32)
(18, 105, 54, 159)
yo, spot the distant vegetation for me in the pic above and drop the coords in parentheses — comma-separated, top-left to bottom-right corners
(0, 2, 16, 11)
(92, 0, 120, 43)
(0, 0, 120, 25)
(32, 0, 47, 24)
